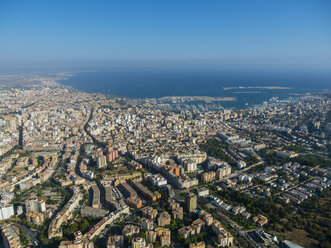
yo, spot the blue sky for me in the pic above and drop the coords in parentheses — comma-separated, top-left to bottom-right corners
(0, 0, 330, 70)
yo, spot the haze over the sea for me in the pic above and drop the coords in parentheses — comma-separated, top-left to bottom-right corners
(0, 0, 330, 82)
(57, 65, 326, 109)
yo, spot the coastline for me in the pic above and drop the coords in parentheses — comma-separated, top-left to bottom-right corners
(0, 71, 324, 111)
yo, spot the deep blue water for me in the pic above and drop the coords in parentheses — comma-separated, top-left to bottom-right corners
(59, 70, 328, 109)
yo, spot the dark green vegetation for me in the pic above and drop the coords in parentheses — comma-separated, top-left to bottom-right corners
(200, 138, 235, 165)
(218, 188, 331, 248)
(19, 231, 29, 247)
(326, 110, 331, 158)
(62, 216, 98, 240)
(218, 189, 294, 228)
(38, 222, 60, 248)
(178, 232, 207, 247)
(37, 156, 44, 167)
(243, 156, 259, 166)
(284, 145, 307, 153)
(325, 110, 331, 123)
(261, 149, 331, 168)
(273, 188, 331, 248)
(291, 155, 331, 168)
(15, 182, 71, 248)
(200, 138, 227, 157)
(11, 181, 70, 205)
(168, 218, 185, 231)
(18, 151, 33, 157)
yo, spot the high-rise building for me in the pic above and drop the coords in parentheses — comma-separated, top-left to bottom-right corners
(107, 147, 119, 163)
(4, 116, 16, 132)
(132, 237, 147, 248)
(185, 193, 197, 213)
(28, 199, 46, 213)
(0, 205, 14, 220)
(183, 159, 197, 172)
(141, 218, 154, 231)
(1, 225, 21, 248)
(90, 185, 101, 209)
(201, 171, 216, 183)
(157, 211, 171, 227)
(155, 227, 171, 247)
(96, 155, 107, 169)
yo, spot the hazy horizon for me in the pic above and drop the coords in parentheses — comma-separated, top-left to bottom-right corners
(1, 0, 331, 77)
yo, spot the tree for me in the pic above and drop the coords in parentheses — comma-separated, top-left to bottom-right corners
(81, 218, 89, 232)
(20, 232, 29, 247)
(64, 223, 79, 237)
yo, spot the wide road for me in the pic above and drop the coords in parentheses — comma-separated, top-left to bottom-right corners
(83, 107, 106, 148)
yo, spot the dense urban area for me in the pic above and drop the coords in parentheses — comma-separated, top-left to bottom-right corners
(0, 74, 330, 248)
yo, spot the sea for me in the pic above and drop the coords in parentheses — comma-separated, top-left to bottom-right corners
(59, 70, 329, 109)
